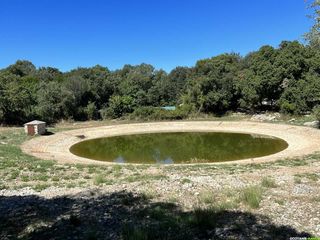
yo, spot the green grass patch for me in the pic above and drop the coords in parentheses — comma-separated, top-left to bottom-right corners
(275, 199, 285, 205)
(261, 177, 277, 188)
(191, 207, 218, 230)
(198, 190, 216, 205)
(124, 174, 167, 183)
(295, 173, 319, 182)
(93, 174, 113, 185)
(240, 185, 263, 209)
(294, 176, 302, 184)
(181, 178, 192, 184)
(33, 183, 51, 192)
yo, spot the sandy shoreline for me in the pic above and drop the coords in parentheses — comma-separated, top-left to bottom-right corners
(21, 121, 320, 165)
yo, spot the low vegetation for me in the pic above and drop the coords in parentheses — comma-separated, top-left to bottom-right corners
(240, 185, 263, 209)
(261, 177, 278, 188)
(0, 124, 319, 238)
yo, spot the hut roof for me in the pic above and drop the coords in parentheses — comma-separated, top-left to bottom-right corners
(24, 120, 46, 125)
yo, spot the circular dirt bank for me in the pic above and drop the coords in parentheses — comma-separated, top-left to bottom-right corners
(21, 121, 320, 165)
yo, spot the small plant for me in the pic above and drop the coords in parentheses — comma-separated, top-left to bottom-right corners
(295, 173, 319, 182)
(149, 206, 167, 221)
(33, 183, 50, 192)
(93, 174, 106, 185)
(121, 224, 150, 240)
(294, 176, 302, 184)
(66, 183, 76, 188)
(167, 195, 178, 203)
(311, 196, 320, 202)
(20, 175, 30, 182)
(181, 178, 192, 184)
(217, 200, 238, 210)
(8, 170, 19, 180)
(275, 199, 285, 205)
(240, 185, 263, 209)
(112, 164, 122, 175)
(198, 190, 216, 205)
(261, 177, 277, 188)
(51, 176, 60, 182)
(191, 207, 218, 230)
(35, 174, 49, 182)
(313, 105, 320, 125)
(141, 190, 156, 200)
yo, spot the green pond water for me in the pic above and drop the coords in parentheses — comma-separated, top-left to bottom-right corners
(70, 132, 288, 164)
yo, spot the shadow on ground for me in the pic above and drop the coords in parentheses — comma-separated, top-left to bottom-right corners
(0, 190, 312, 240)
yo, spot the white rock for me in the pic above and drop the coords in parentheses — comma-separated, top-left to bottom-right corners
(303, 121, 319, 128)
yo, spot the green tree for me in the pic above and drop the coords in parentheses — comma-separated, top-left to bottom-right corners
(0, 72, 37, 124)
(36, 82, 75, 123)
(100, 95, 134, 119)
(7, 60, 36, 77)
(184, 54, 241, 113)
(305, 0, 320, 48)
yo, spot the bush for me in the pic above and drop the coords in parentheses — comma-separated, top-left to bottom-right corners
(100, 95, 134, 119)
(240, 186, 263, 209)
(129, 106, 190, 121)
(313, 105, 320, 122)
(261, 177, 277, 188)
(129, 106, 157, 120)
(279, 101, 296, 114)
(85, 101, 98, 120)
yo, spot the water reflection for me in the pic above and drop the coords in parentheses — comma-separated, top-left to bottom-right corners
(113, 156, 125, 163)
(70, 132, 288, 164)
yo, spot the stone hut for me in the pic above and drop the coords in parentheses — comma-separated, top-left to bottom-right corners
(24, 120, 46, 136)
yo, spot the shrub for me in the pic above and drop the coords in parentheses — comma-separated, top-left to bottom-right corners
(240, 186, 263, 209)
(85, 101, 98, 120)
(130, 106, 190, 121)
(129, 106, 157, 120)
(198, 190, 215, 204)
(100, 95, 134, 119)
(279, 101, 296, 114)
(313, 105, 320, 122)
(93, 175, 106, 185)
(261, 177, 277, 188)
(191, 207, 218, 230)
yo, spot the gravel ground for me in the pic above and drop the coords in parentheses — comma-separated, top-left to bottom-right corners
(0, 121, 319, 239)
(1, 159, 319, 239)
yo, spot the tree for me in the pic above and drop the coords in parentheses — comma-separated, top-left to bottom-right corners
(100, 95, 134, 119)
(36, 82, 74, 123)
(167, 67, 191, 101)
(184, 54, 241, 114)
(313, 105, 320, 122)
(7, 60, 36, 77)
(85, 101, 98, 120)
(236, 69, 260, 110)
(36, 67, 63, 82)
(305, 0, 320, 48)
(0, 72, 37, 124)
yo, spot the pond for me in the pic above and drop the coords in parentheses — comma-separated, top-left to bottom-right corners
(69, 132, 288, 164)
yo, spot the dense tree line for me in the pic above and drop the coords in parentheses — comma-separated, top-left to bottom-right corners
(1, 1, 320, 125)
(0, 40, 320, 125)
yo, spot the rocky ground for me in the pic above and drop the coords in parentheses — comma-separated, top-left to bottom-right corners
(0, 116, 319, 239)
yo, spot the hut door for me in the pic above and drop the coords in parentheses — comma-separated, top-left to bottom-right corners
(27, 125, 35, 135)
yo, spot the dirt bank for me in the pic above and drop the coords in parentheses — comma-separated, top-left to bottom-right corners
(21, 121, 320, 165)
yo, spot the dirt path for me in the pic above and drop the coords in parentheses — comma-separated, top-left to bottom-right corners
(21, 121, 320, 165)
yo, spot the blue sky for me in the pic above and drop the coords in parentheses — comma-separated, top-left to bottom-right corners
(0, 0, 312, 72)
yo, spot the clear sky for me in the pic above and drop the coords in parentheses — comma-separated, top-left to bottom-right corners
(0, 0, 312, 72)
